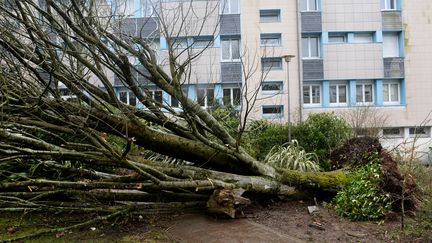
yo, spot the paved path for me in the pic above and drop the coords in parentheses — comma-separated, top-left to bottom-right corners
(166, 214, 303, 243)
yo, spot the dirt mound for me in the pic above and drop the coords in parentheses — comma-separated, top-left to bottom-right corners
(380, 152, 419, 212)
(329, 137, 382, 170)
(329, 137, 419, 212)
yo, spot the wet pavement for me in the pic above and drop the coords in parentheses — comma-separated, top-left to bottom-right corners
(166, 214, 303, 243)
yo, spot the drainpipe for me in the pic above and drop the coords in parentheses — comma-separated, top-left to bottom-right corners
(296, 0, 303, 122)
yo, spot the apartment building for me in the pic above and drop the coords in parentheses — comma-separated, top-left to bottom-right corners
(101, 0, 432, 161)
(299, 0, 432, 161)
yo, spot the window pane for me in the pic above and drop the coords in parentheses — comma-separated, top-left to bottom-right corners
(300, 0, 307, 11)
(308, 0, 317, 10)
(154, 91, 163, 103)
(310, 37, 319, 57)
(197, 88, 205, 106)
(119, 91, 127, 103)
(263, 106, 282, 114)
(262, 58, 282, 70)
(409, 127, 427, 135)
(364, 85, 373, 102)
(356, 85, 363, 102)
(328, 36, 345, 43)
(339, 85, 347, 103)
(302, 38, 309, 57)
(129, 92, 136, 106)
(231, 39, 240, 59)
(141, 0, 153, 16)
(233, 88, 241, 106)
(207, 88, 214, 106)
(221, 40, 230, 60)
(303, 86, 310, 104)
(260, 14, 279, 23)
(383, 128, 401, 136)
(261, 36, 280, 46)
(383, 33, 399, 57)
(312, 86, 320, 103)
(193, 37, 213, 48)
(223, 89, 231, 106)
(221, 0, 229, 14)
(383, 84, 389, 102)
(330, 86, 337, 103)
(263, 83, 282, 91)
(353, 33, 373, 43)
(260, 10, 280, 23)
(391, 83, 399, 101)
(171, 96, 179, 107)
(390, 0, 396, 9)
(230, 0, 239, 14)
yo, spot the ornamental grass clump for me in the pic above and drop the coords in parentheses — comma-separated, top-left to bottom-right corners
(264, 140, 321, 172)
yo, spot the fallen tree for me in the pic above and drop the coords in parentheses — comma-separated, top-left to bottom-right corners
(0, 1, 412, 240)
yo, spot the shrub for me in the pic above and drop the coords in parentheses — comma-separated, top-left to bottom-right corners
(264, 140, 321, 172)
(250, 122, 289, 160)
(292, 112, 352, 170)
(210, 106, 240, 137)
(334, 159, 392, 221)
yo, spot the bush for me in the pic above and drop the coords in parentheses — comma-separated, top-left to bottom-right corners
(292, 113, 352, 170)
(334, 159, 392, 221)
(249, 122, 289, 160)
(264, 140, 320, 172)
(210, 106, 240, 137)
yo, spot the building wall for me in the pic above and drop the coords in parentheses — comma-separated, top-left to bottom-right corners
(240, 0, 300, 122)
(322, 0, 381, 32)
(402, 0, 432, 126)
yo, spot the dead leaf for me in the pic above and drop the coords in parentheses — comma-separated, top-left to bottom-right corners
(55, 231, 65, 238)
(7, 226, 16, 235)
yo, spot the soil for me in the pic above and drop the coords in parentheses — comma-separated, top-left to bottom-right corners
(1, 200, 431, 242)
(249, 200, 401, 243)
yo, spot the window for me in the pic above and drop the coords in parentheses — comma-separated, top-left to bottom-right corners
(170, 88, 188, 108)
(383, 128, 403, 138)
(197, 87, 214, 108)
(192, 36, 214, 48)
(118, 91, 137, 106)
(329, 83, 347, 106)
(171, 96, 179, 108)
(261, 58, 283, 70)
(141, 0, 157, 17)
(262, 106, 283, 118)
(262, 82, 283, 93)
(383, 81, 400, 104)
(353, 33, 374, 43)
(115, 0, 135, 16)
(259, 9, 281, 23)
(260, 33, 282, 46)
(172, 37, 188, 49)
(356, 82, 374, 104)
(221, 38, 240, 61)
(147, 90, 163, 104)
(302, 36, 320, 58)
(59, 88, 77, 101)
(300, 0, 318, 11)
(223, 87, 241, 106)
(382, 0, 397, 10)
(303, 84, 321, 105)
(409, 127, 430, 138)
(383, 33, 400, 57)
(220, 0, 239, 14)
(328, 34, 347, 43)
(129, 92, 137, 106)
